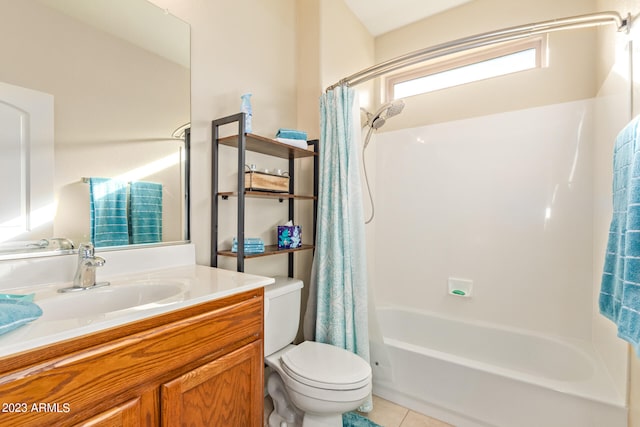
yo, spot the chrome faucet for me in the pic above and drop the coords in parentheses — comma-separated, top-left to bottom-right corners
(58, 243, 110, 293)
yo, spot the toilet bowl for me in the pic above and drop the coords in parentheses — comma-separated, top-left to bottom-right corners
(264, 277, 372, 427)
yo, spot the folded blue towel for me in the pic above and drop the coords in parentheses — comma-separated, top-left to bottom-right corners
(233, 237, 264, 245)
(231, 237, 265, 254)
(129, 181, 163, 244)
(276, 128, 307, 140)
(90, 178, 130, 248)
(600, 115, 640, 355)
(0, 300, 42, 336)
(232, 243, 265, 249)
(0, 293, 35, 302)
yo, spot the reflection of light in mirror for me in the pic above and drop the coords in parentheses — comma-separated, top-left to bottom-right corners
(93, 152, 182, 200)
(114, 152, 181, 183)
(0, 202, 58, 243)
(1, 152, 182, 243)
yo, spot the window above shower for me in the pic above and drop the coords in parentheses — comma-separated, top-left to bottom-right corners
(386, 36, 547, 100)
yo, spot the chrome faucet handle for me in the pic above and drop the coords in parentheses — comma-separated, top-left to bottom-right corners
(59, 243, 109, 293)
(49, 237, 75, 250)
(77, 242, 95, 259)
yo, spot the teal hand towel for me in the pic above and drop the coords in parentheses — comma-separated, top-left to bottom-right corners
(0, 293, 35, 302)
(231, 237, 265, 254)
(276, 128, 307, 140)
(90, 178, 130, 248)
(600, 115, 640, 355)
(129, 181, 163, 244)
(0, 300, 42, 336)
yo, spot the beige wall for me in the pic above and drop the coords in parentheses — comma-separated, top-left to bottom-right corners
(140, 0, 372, 335)
(373, 0, 599, 131)
(148, 0, 298, 273)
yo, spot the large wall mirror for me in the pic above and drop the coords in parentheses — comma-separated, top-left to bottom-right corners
(0, 0, 190, 258)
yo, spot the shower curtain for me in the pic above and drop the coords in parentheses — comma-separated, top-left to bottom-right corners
(303, 85, 372, 411)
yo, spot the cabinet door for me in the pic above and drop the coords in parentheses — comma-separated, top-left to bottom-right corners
(161, 340, 263, 427)
(73, 390, 157, 427)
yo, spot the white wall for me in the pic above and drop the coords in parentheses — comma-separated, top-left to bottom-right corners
(373, 100, 595, 340)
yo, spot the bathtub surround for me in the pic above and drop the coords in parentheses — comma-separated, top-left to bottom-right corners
(370, 99, 628, 426)
(374, 100, 595, 340)
(304, 86, 372, 411)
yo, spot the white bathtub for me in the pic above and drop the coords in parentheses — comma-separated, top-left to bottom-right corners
(370, 307, 627, 427)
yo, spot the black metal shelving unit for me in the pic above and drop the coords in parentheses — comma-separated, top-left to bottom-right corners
(211, 113, 318, 276)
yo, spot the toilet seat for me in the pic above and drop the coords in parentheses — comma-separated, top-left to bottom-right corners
(280, 341, 371, 391)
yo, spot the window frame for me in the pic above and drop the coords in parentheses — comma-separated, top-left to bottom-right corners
(385, 35, 547, 101)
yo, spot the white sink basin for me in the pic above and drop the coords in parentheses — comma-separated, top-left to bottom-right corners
(37, 281, 185, 321)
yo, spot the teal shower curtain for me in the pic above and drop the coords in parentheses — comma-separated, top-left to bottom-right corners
(304, 85, 372, 411)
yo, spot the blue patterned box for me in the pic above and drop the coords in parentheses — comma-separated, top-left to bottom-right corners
(277, 225, 302, 249)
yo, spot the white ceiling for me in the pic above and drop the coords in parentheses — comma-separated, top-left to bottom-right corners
(344, 0, 475, 36)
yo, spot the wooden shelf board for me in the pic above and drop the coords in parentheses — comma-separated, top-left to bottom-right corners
(218, 191, 316, 201)
(217, 244, 314, 258)
(218, 134, 317, 159)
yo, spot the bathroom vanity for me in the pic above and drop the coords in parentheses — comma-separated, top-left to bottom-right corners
(0, 245, 271, 427)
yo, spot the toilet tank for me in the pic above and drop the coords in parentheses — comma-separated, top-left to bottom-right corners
(264, 276, 303, 357)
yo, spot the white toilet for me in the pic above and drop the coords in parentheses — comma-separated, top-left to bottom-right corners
(264, 277, 372, 427)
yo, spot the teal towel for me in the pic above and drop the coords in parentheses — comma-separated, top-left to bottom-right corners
(231, 237, 265, 254)
(0, 300, 42, 336)
(90, 178, 130, 248)
(343, 412, 382, 427)
(276, 128, 307, 140)
(129, 181, 163, 244)
(600, 116, 640, 355)
(0, 293, 35, 302)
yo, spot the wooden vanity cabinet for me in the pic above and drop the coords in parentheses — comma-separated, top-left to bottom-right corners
(0, 288, 264, 427)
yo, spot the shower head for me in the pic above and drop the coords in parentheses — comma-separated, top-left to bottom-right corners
(361, 99, 405, 224)
(364, 100, 405, 130)
(361, 100, 406, 152)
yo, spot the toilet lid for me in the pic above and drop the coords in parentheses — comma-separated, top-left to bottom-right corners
(280, 341, 371, 391)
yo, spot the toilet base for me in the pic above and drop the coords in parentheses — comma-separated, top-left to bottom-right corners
(301, 413, 343, 427)
(267, 371, 349, 427)
(268, 372, 303, 427)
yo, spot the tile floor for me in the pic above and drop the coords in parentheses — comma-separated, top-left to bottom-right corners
(360, 395, 454, 427)
(264, 394, 454, 427)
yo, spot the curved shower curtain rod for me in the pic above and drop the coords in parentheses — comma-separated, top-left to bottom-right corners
(327, 11, 631, 92)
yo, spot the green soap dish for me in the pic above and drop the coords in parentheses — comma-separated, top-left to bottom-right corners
(0, 293, 35, 302)
(451, 289, 467, 296)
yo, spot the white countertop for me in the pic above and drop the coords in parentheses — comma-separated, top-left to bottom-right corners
(0, 264, 274, 358)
